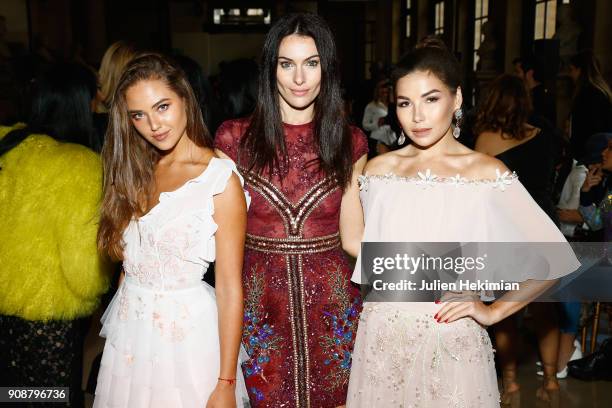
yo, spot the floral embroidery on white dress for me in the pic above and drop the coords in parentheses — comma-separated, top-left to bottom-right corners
(94, 158, 250, 408)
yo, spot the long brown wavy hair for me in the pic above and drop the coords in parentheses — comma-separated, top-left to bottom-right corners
(97, 53, 212, 260)
(474, 74, 533, 140)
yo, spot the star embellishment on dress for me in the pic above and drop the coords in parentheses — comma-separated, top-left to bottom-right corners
(492, 169, 513, 191)
(416, 169, 438, 188)
(357, 175, 369, 191)
(444, 385, 466, 407)
(449, 174, 467, 187)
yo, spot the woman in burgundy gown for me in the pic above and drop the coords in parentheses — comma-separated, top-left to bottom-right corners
(215, 13, 367, 408)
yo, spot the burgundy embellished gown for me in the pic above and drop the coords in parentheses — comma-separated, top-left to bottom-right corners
(215, 119, 368, 408)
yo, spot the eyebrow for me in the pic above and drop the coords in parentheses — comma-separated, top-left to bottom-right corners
(422, 89, 441, 97)
(396, 89, 442, 100)
(128, 98, 171, 114)
(278, 54, 320, 61)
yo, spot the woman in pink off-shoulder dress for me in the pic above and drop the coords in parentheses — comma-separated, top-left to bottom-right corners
(343, 39, 580, 407)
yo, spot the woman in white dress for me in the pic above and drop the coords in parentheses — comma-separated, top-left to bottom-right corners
(343, 39, 580, 407)
(95, 53, 249, 407)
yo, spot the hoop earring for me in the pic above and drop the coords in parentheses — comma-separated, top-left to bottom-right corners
(453, 108, 463, 139)
(397, 130, 406, 145)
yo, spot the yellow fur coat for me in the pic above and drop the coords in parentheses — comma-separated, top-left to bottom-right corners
(0, 125, 110, 321)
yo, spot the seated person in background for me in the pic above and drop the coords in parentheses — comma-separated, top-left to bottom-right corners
(575, 133, 612, 241)
(362, 79, 391, 157)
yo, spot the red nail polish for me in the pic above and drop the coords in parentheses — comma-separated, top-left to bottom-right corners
(445, 319, 449, 323)
(434, 300, 440, 304)
(434, 314, 438, 320)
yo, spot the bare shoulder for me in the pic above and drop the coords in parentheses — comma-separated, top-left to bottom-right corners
(213, 172, 247, 209)
(363, 151, 401, 175)
(465, 151, 511, 179)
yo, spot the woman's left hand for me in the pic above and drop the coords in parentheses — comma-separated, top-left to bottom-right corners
(206, 382, 236, 408)
(434, 300, 500, 327)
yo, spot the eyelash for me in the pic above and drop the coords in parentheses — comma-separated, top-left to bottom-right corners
(397, 97, 439, 108)
(130, 104, 169, 120)
(279, 60, 320, 69)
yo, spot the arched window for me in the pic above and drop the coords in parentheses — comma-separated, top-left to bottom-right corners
(404, 0, 416, 40)
(473, 0, 489, 70)
(533, 0, 557, 40)
(434, 1, 445, 35)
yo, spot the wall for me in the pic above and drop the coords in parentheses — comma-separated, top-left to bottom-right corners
(84, 0, 107, 64)
(172, 32, 265, 76)
(0, 0, 29, 49)
(504, 0, 522, 73)
(593, 0, 612, 81)
(29, 0, 72, 58)
(416, 0, 429, 40)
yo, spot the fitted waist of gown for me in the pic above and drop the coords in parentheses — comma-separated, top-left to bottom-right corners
(245, 232, 341, 254)
(123, 275, 211, 293)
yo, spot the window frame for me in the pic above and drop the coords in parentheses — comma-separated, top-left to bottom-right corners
(472, 0, 489, 70)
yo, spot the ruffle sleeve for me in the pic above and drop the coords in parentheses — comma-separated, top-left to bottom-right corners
(481, 180, 581, 282)
(199, 158, 250, 263)
(351, 176, 581, 287)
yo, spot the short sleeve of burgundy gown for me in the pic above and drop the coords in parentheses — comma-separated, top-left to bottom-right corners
(350, 125, 368, 163)
(214, 118, 250, 161)
(215, 118, 363, 408)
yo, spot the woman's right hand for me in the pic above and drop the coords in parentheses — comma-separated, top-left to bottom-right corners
(581, 164, 603, 192)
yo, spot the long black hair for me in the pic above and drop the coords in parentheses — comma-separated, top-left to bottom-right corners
(241, 12, 354, 188)
(0, 63, 97, 158)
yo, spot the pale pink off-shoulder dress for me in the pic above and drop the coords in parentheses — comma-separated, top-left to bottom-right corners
(347, 170, 580, 408)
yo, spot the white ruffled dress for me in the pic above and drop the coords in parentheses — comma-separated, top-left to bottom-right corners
(94, 158, 250, 408)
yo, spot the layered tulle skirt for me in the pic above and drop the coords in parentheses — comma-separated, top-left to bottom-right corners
(93, 278, 249, 408)
(347, 302, 500, 407)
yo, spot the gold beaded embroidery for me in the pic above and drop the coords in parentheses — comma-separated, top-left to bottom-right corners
(241, 168, 340, 408)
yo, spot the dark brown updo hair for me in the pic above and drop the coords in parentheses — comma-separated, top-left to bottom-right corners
(391, 36, 461, 94)
(473, 74, 532, 140)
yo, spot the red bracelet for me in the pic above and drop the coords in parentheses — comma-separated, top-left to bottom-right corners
(218, 377, 236, 385)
